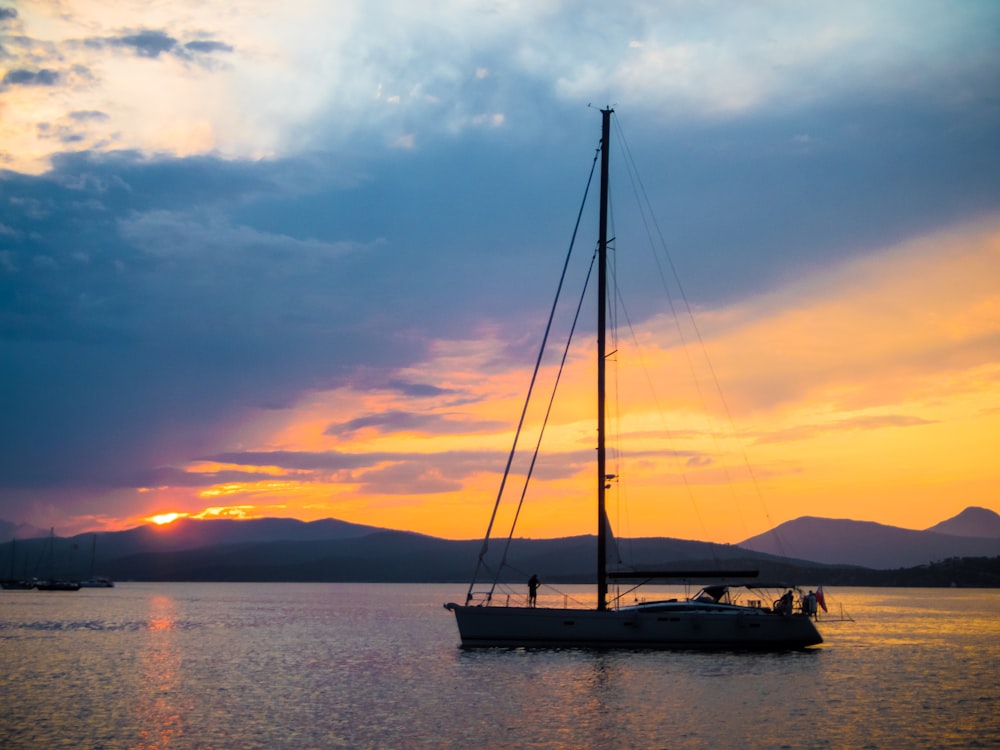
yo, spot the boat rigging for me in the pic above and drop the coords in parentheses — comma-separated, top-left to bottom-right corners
(445, 109, 824, 649)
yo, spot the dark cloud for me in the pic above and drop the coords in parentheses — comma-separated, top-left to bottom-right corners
(0, 7, 17, 21)
(205, 450, 400, 472)
(327, 411, 445, 436)
(184, 40, 233, 54)
(87, 30, 233, 62)
(614, 96, 1000, 307)
(3, 68, 59, 86)
(113, 30, 176, 58)
(325, 410, 501, 437)
(385, 380, 454, 398)
(0, 152, 432, 500)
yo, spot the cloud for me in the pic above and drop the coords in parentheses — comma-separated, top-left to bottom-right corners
(184, 40, 233, 55)
(191, 443, 595, 500)
(384, 380, 455, 398)
(84, 29, 233, 62)
(132, 466, 285, 489)
(325, 410, 503, 437)
(2, 68, 59, 87)
(3, 1, 996, 175)
(354, 462, 462, 495)
(109, 29, 177, 58)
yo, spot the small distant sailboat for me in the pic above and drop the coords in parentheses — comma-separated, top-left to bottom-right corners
(445, 109, 823, 649)
(78, 534, 114, 588)
(1, 537, 35, 590)
(35, 528, 81, 592)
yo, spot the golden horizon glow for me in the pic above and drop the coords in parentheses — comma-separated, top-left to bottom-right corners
(49, 219, 1000, 541)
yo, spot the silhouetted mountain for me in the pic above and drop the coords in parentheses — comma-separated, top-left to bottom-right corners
(1, 520, 836, 584)
(738, 509, 1000, 569)
(0, 517, 392, 582)
(89, 516, 388, 558)
(924, 506, 1000, 538)
(2, 509, 1000, 584)
(0, 520, 47, 541)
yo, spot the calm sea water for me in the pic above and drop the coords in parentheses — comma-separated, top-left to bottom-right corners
(1, 583, 998, 749)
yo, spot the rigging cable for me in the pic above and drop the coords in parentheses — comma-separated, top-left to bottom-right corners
(488, 249, 598, 600)
(465, 136, 602, 604)
(612, 114, 789, 560)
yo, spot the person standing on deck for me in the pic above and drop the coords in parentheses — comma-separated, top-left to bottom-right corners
(528, 574, 539, 607)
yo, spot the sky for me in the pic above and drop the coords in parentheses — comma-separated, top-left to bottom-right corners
(1, 0, 998, 544)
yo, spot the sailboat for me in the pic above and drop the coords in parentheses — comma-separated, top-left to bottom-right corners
(1, 537, 35, 590)
(78, 534, 114, 588)
(445, 109, 823, 648)
(35, 528, 81, 592)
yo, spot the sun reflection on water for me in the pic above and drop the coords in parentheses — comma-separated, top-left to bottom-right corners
(133, 594, 185, 750)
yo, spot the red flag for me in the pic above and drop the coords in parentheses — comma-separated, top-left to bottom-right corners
(816, 586, 828, 613)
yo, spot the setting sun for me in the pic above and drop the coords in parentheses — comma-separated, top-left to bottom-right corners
(149, 512, 188, 526)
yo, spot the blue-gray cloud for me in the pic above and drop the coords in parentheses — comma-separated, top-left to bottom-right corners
(3, 68, 58, 86)
(83, 29, 233, 62)
(184, 40, 233, 55)
(325, 410, 504, 437)
(113, 30, 175, 58)
(385, 380, 454, 398)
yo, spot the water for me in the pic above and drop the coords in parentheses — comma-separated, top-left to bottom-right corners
(1, 584, 998, 749)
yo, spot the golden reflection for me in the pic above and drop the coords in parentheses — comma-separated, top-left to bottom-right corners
(130, 594, 186, 749)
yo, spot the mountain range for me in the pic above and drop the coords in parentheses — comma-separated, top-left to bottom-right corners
(738, 507, 1000, 568)
(2, 507, 998, 585)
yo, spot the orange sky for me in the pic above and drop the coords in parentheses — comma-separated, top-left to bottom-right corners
(123, 218, 1000, 542)
(4, 1, 998, 543)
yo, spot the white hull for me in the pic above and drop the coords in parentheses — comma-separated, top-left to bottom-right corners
(78, 578, 114, 588)
(445, 602, 822, 649)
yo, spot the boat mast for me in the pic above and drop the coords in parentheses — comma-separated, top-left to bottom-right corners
(596, 107, 612, 611)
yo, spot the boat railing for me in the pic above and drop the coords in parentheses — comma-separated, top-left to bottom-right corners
(465, 590, 529, 607)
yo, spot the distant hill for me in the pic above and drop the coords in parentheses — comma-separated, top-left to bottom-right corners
(738, 508, 1000, 569)
(0, 520, 47, 541)
(2, 508, 999, 584)
(0, 518, 838, 585)
(90, 516, 389, 558)
(924, 506, 1000, 538)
